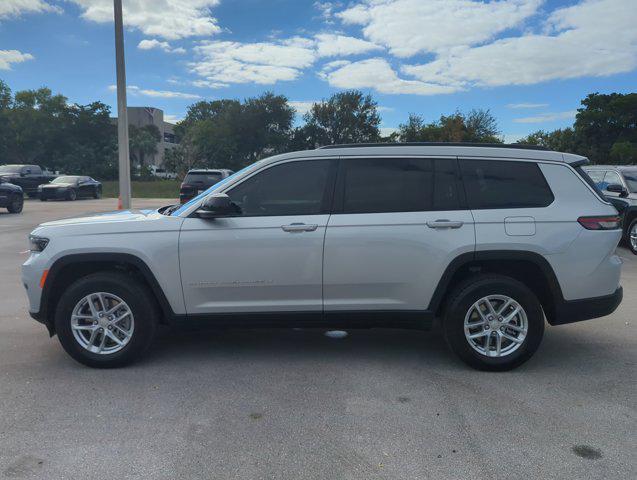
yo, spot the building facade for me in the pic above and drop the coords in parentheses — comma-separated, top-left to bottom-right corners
(122, 107, 178, 167)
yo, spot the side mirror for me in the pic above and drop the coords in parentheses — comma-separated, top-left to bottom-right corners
(196, 193, 238, 219)
(606, 183, 628, 197)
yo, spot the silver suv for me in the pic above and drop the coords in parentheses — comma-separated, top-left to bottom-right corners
(22, 144, 623, 370)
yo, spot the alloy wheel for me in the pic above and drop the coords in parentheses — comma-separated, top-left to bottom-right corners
(70, 292, 134, 355)
(463, 294, 528, 357)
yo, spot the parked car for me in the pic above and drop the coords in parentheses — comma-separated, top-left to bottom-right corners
(583, 165, 637, 254)
(179, 169, 234, 203)
(0, 164, 56, 198)
(22, 143, 623, 370)
(39, 176, 102, 201)
(0, 178, 23, 213)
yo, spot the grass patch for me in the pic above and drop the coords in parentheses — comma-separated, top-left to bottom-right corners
(101, 180, 180, 199)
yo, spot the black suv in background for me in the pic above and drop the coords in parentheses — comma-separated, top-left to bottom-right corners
(179, 169, 234, 203)
(583, 165, 637, 254)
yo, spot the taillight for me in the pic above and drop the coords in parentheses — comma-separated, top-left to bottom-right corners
(577, 215, 621, 230)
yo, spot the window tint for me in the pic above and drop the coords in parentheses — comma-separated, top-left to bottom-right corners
(339, 158, 460, 214)
(185, 172, 222, 185)
(227, 160, 333, 216)
(460, 159, 553, 209)
(585, 169, 606, 185)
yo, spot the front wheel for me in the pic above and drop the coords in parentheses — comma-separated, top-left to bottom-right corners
(7, 194, 23, 213)
(442, 274, 544, 371)
(626, 218, 637, 255)
(94, 187, 102, 199)
(54, 272, 158, 368)
(66, 189, 77, 201)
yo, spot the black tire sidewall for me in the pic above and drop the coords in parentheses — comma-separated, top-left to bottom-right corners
(443, 276, 545, 371)
(55, 273, 157, 368)
(7, 194, 23, 213)
(627, 218, 637, 255)
(67, 189, 77, 201)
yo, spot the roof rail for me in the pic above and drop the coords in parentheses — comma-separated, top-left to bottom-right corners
(317, 142, 549, 151)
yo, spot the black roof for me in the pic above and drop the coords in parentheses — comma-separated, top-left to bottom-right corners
(318, 142, 549, 151)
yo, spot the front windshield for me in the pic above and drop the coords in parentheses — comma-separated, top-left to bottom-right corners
(51, 176, 78, 184)
(621, 170, 637, 193)
(170, 162, 263, 216)
(0, 165, 21, 174)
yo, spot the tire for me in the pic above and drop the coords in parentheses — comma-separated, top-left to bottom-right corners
(442, 274, 545, 371)
(40, 196, 47, 202)
(66, 189, 77, 201)
(54, 271, 158, 368)
(7, 194, 23, 213)
(94, 187, 102, 199)
(626, 218, 637, 255)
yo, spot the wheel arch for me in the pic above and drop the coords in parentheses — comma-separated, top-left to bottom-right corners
(41, 253, 175, 334)
(429, 250, 565, 325)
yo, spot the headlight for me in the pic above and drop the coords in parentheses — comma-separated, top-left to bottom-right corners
(29, 235, 49, 252)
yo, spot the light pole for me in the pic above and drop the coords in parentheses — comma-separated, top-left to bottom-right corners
(113, 0, 131, 209)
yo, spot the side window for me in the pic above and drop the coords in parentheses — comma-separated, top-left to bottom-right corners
(603, 171, 622, 188)
(460, 159, 554, 209)
(585, 170, 606, 186)
(227, 159, 333, 216)
(338, 158, 460, 214)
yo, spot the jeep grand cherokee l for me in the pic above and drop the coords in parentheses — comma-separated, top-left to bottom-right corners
(22, 144, 623, 370)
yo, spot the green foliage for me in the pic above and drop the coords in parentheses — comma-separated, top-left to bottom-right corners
(129, 124, 161, 173)
(291, 90, 381, 149)
(516, 128, 576, 153)
(0, 83, 117, 178)
(573, 93, 637, 163)
(397, 109, 501, 143)
(101, 180, 181, 199)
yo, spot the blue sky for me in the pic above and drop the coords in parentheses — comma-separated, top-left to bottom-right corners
(0, 0, 635, 140)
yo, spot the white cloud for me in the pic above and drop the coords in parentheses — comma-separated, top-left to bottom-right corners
(289, 101, 316, 116)
(0, 50, 34, 70)
(163, 113, 183, 123)
(108, 84, 201, 99)
(403, 0, 637, 88)
(380, 127, 398, 136)
(69, 0, 221, 40)
(507, 102, 549, 109)
(320, 58, 459, 95)
(138, 39, 186, 54)
(315, 33, 381, 57)
(0, 0, 60, 19)
(191, 38, 316, 86)
(513, 110, 577, 123)
(336, 0, 542, 57)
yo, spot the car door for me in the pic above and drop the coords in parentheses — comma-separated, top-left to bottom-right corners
(323, 156, 475, 313)
(179, 158, 337, 315)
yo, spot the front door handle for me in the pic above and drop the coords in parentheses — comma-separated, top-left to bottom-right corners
(426, 219, 464, 229)
(281, 223, 318, 233)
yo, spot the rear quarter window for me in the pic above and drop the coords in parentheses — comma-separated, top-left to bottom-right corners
(460, 159, 554, 209)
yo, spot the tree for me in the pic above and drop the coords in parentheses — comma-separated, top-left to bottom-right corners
(397, 109, 501, 143)
(573, 93, 637, 163)
(292, 90, 381, 149)
(516, 128, 575, 153)
(175, 92, 294, 171)
(129, 124, 161, 172)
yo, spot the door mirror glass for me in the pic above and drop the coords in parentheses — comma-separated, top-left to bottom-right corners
(606, 183, 628, 196)
(196, 193, 238, 219)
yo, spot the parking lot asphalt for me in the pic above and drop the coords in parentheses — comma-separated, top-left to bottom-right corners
(0, 199, 635, 480)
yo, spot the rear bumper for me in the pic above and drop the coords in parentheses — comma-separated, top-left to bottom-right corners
(551, 286, 623, 325)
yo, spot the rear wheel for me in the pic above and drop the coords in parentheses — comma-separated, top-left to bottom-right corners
(54, 272, 158, 368)
(442, 274, 544, 371)
(7, 194, 23, 213)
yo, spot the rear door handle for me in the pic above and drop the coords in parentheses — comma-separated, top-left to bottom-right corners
(426, 219, 464, 229)
(281, 223, 318, 233)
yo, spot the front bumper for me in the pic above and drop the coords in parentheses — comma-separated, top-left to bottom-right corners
(551, 286, 623, 325)
(40, 189, 68, 200)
